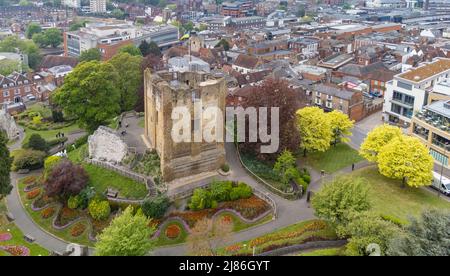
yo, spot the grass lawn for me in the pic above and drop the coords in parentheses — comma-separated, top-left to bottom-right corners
(138, 117, 145, 128)
(217, 219, 337, 256)
(68, 144, 148, 199)
(25, 102, 52, 118)
(299, 143, 364, 173)
(17, 180, 95, 247)
(298, 247, 346, 256)
(349, 166, 450, 224)
(22, 123, 82, 146)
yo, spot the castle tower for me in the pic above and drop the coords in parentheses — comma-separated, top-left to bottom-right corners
(143, 69, 226, 183)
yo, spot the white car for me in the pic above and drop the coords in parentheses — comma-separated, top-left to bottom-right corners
(27, 94, 36, 101)
(431, 171, 450, 196)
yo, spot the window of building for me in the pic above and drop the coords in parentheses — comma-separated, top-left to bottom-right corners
(397, 81, 412, 90)
(391, 103, 402, 115)
(404, 95, 415, 106)
(393, 91, 403, 101)
(3, 91, 9, 97)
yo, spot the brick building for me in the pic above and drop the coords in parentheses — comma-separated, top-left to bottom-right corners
(0, 72, 36, 105)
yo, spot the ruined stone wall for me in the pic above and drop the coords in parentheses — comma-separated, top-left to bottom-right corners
(88, 126, 128, 163)
(0, 108, 20, 140)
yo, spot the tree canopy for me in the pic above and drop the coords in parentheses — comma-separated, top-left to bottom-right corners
(79, 48, 102, 62)
(0, 131, 12, 199)
(25, 23, 42, 39)
(95, 207, 156, 256)
(377, 136, 433, 187)
(0, 36, 42, 69)
(107, 52, 142, 112)
(53, 61, 121, 132)
(44, 159, 88, 200)
(296, 106, 332, 156)
(327, 110, 354, 146)
(359, 124, 402, 162)
(118, 44, 142, 56)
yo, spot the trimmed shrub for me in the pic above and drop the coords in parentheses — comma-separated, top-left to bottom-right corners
(188, 188, 214, 211)
(221, 163, 230, 172)
(68, 195, 81, 210)
(78, 187, 96, 209)
(43, 155, 61, 179)
(26, 134, 49, 152)
(380, 214, 406, 227)
(296, 177, 308, 192)
(301, 174, 311, 184)
(12, 149, 46, 171)
(141, 194, 170, 219)
(230, 182, 253, 201)
(88, 199, 111, 221)
(210, 180, 233, 202)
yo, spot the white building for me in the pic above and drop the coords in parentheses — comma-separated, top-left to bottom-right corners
(90, 0, 106, 13)
(365, 0, 406, 8)
(383, 58, 450, 128)
(63, 0, 81, 9)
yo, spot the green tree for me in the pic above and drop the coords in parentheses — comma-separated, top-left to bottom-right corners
(387, 209, 450, 256)
(296, 106, 332, 156)
(273, 150, 299, 189)
(88, 199, 111, 221)
(0, 36, 42, 69)
(26, 134, 50, 152)
(148, 41, 161, 56)
(0, 131, 12, 199)
(182, 21, 194, 33)
(111, 8, 125, 19)
(32, 33, 48, 48)
(312, 176, 371, 235)
(0, 59, 21, 75)
(327, 110, 354, 146)
(53, 61, 121, 132)
(344, 211, 400, 256)
(43, 28, 62, 48)
(359, 124, 402, 162)
(95, 207, 156, 256)
(215, 38, 230, 51)
(19, 0, 31, 6)
(25, 23, 42, 39)
(138, 40, 151, 56)
(79, 48, 102, 62)
(141, 194, 170, 219)
(118, 44, 142, 56)
(107, 52, 142, 112)
(377, 136, 433, 188)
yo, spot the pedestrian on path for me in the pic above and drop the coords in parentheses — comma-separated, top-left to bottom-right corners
(352, 163, 355, 171)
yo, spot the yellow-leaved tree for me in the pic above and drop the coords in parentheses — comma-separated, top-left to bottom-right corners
(377, 136, 434, 188)
(327, 110, 354, 146)
(296, 106, 332, 156)
(359, 124, 402, 162)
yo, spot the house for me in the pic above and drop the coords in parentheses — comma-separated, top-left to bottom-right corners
(312, 83, 365, 121)
(0, 72, 36, 105)
(232, 54, 264, 74)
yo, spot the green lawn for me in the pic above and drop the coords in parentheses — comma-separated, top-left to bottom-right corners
(22, 123, 82, 146)
(138, 118, 145, 128)
(349, 166, 450, 224)
(25, 102, 52, 118)
(298, 247, 346, 256)
(17, 180, 95, 247)
(299, 143, 364, 173)
(68, 144, 148, 199)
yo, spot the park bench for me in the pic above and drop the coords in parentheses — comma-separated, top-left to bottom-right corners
(106, 188, 119, 198)
(24, 234, 35, 243)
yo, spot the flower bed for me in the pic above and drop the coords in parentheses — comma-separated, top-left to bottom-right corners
(24, 182, 42, 192)
(221, 196, 269, 220)
(54, 206, 82, 228)
(41, 207, 56, 219)
(23, 176, 37, 185)
(32, 195, 54, 210)
(165, 224, 181, 239)
(0, 233, 12, 242)
(26, 188, 41, 200)
(169, 209, 215, 228)
(0, 245, 30, 256)
(70, 223, 86, 237)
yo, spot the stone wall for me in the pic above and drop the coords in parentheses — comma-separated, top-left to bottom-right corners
(88, 126, 128, 163)
(0, 108, 20, 140)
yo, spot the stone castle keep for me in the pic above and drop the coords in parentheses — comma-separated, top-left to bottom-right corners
(144, 69, 226, 182)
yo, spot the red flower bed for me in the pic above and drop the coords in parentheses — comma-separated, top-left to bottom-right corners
(169, 209, 215, 228)
(221, 215, 233, 224)
(26, 189, 41, 200)
(70, 223, 86, 237)
(225, 244, 242, 253)
(23, 176, 37, 185)
(165, 224, 181, 239)
(0, 245, 30, 256)
(41, 207, 55, 219)
(221, 196, 270, 220)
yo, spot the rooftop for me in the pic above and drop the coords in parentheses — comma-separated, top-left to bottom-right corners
(398, 58, 450, 83)
(425, 100, 450, 118)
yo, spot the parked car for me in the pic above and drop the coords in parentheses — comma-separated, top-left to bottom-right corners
(431, 171, 450, 196)
(26, 94, 36, 101)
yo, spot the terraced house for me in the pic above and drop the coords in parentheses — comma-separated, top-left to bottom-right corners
(0, 72, 36, 105)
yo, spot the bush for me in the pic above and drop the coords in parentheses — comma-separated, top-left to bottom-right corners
(221, 163, 230, 172)
(380, 214, 406, 227)
(88, 199, 111, 221)
(188, 188, 215, 211)
(13, 149, 46, 171)
(210, 180, 233, 202)
(78, 187, 96, 209)
(295, 177, 308, 192)
(301, 174, 311, 184)
(26, 134, 49, 152)
(68, 195, 81, 209)
(43, 155, 61, 179)
(52, 110, 64, 122)
(230, 182, 253, 201)
(141, 194, 170, 219)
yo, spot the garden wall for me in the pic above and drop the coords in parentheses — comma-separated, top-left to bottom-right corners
(256, 240, 347, 256)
